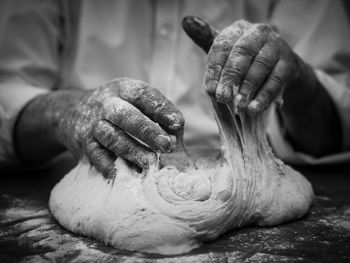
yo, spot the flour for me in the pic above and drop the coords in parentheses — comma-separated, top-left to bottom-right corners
(49, 98, 313, 255)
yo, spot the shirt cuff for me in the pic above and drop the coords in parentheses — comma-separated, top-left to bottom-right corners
(267, 69, 350, 165)
(0, 79, 48, 165)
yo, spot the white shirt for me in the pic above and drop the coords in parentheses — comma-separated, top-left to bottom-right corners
(1, 0, 350, 165)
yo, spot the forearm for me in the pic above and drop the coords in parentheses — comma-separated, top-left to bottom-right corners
(280, 63, 342, 157)
(14, 90, 85, 165)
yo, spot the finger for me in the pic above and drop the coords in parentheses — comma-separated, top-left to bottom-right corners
(94, 120, 157, 169)
(181, 16, 219, 53)
(205, 23, 247, 96)
(248, 59, 289, 114)
(117, 78, 184, 135)
(236, 43, 279, 108)
(216, 54, 251, 103)
(102, 97, 172, 153)
(216, 24, 268, 104)
(86, 140, 116, 179)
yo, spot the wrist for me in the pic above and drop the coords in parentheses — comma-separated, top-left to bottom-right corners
(15, 90, 85, 164)
(50, 90, 88, 154)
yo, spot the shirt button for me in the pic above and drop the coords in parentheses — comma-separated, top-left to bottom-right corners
(159, 23, 174, 38)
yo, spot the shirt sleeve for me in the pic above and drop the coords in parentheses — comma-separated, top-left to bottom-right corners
(268, 0, 350, 164)
(267, 0, 350, 164)
(0, 0, 62, 165)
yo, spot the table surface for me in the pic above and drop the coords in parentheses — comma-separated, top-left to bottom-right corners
(0, 153, 349, 263)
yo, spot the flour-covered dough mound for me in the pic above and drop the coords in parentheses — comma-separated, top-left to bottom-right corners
(49, 99, 313, 255)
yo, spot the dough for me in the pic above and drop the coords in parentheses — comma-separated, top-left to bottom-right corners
(49, 99, 313, 255)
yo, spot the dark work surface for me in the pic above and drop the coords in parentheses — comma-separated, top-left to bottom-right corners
(0, 153, 349, 263)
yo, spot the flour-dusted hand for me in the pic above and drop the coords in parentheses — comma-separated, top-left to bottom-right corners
(182, 17, 316, 114)
(206, 20, 308, 113)
(182, 16, 341, 156)
(56, 78, 184, 178)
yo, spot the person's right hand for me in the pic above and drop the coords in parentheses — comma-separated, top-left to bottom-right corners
(56, 77, 184, 178)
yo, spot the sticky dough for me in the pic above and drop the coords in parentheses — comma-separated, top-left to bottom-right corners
(49, 99, 313, 255)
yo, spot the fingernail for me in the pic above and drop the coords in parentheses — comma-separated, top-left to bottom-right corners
(148, 153, 158, 166)
(234, 94, 247, 109)
(248, 100, 260, 115)
(168, 112, 185, 130)
(232, 85, 239, 95)
(141, 157, 150, 168)
(107, 168, 117, 179)
(216, 84, 231, 104)
(140, 153, 158, 170)
(234, 94, 240, 105)
(169, 122, 181, 130)
(155, 135, 172, 152)
(205, 80, 218, 94)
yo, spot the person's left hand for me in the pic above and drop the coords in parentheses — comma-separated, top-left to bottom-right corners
(183, 17, 311, 114)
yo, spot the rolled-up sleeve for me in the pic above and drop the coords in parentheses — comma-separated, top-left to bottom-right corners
(0, 0, 62, 165)
(267, 0, 350, 164)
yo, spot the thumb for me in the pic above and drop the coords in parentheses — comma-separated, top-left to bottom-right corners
(181, 16, 219, 54)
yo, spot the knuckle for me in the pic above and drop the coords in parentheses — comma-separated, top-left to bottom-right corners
(102, 97, 126, 121)
(137, 150, 155, 165)
(205, 67, 221, 82)
(150, 99, 171, 118)
(222, 65, 243, 79)
(123, 83, 149, 102)
(122, 143, 135, 157)
(231, 19, 251, 32)
(242, 78, 257, 90)
(211, 42, 230, 54)
(93, 122, 120, 149)
(86, 140, 99, 153)
(135, 122, 153, 138)
(232, 44, 254, 58)
(120, 77, 147, 89)
(124, 146, 142, 161)
(208, 43, 231, 64)
(104, 130, 120, 149)
(96, 82, 112, 95)
(212, 35, 232, 48)
(253, 56, 274, 71)
(153, 99, 168, 115)
(259, 88, 277, 102)
(255, 23, 273, 33)
(93, 154, 114, 176)
(96, 125, 129, 155)
(269, 74, 284, 87)
(125, 145, 150, 163)
(235, 19, 250, 27)
(112, 133, 129, 153)
(114, 127, 126, 138)
(89, 148, 105, 167)
(134, 82, 150, 96)
(207, 63, 223, 71)
(94, 120, 108, 136)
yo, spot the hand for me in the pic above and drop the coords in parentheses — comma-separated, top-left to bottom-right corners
(56, 78, 184, 178)
(183, 17, 313, 114)
(182, 16, 341, 156)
